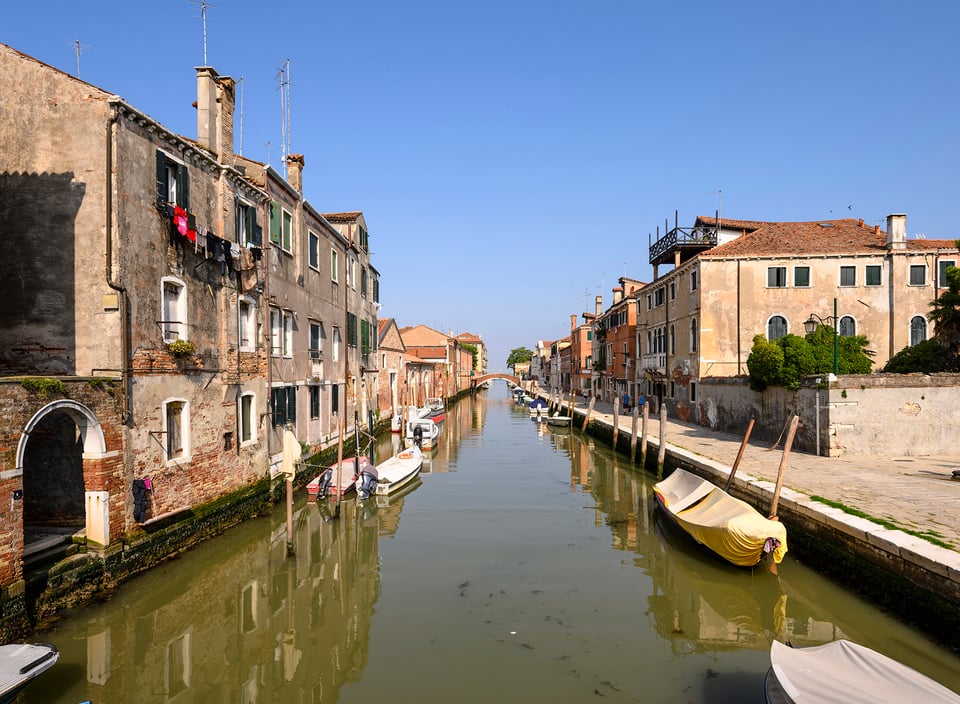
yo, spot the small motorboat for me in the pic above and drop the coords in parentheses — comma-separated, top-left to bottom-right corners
(764, 639, 960, 703)
(422, 397, 446, 425)
(375, 445, 423, 496)
(528, 398, 549, 416)
(306, 457, 369, 499)
(0, 642, 59, 704)
(545, 413, 572, 427)
(406, 418, 440, 449)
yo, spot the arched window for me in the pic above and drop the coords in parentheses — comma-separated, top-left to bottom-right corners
(690, 319, 698, 353)
(838, 316, 856, 337)
(767, 315, 788, 340)
(910, 316, 927, 346)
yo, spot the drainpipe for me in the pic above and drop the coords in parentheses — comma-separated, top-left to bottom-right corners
(105, 105, 133, 427)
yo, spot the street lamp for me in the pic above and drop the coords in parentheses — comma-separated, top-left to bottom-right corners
(803, 297, 839, 377)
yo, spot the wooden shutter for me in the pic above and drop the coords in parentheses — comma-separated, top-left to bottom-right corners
(269, 200, 281, 244)
(176, 163, 189, 210)
(286, 387, 296, 424)
(156, 151, 167, 204)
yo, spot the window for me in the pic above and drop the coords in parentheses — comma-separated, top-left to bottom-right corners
(240, 392, 256, 444)
(669, 324, 676, 355)
(646, 295, 652, 310)
(840, 266, 856, 287)
(794, 266, 810, 288)
(910, 316, 927, 346)
(346, 255, 357, 288)
(347, 313, 358, 348)
(309, 322, 322, 359)
(767, 267, 787, 288)
(330, 250, 339, 283)
(767, 315, 787, 340)
(938, 260, 956, 288)
(331, 383, 339, 414)
(669, 281, 676, 300)
(269, 201, 293, 253)
(309, 232, 320, 271)
(163, 399, 189, 462)
(270, 308, 293, 357)
(161, 277, 187, 342)
(690, 381, 698, 403)
(361, 268, 368, 298)
(238, 297, 256, 351)
(156, 151, 189, 209)
(865, 265, 882, 286)
(271, 386, 296, 427)
(690, 319, 698, 353)
(332, 326, 341, 362)
(310, 386, 320, 419)
(909, 265, 926, 286)
(690, 270, 698, 291)
(236, 199, 261, 247)
(654, 288, 665, 306)
(838, 316, 856, 337)
(373, 274, 380, 304)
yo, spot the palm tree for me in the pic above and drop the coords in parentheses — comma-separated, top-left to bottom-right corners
(928, 260, 960, 368)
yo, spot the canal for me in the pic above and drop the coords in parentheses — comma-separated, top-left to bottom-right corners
(25, 383, 960, 703)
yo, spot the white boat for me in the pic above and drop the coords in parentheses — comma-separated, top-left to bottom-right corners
(375, 445, 423, 495)
(653, 468, 787, 568)
(545, 413, 572, 427)
(764, 639, 960, 703)
(528, 398, 549, 416)
(0, 642, 59, 703)
(406, 417, 440, 449)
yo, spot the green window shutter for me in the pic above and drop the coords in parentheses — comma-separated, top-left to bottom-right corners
(269, 200, 281, 244)
(177, 163, 189, 210)
(286, 387, 297, 424)
(249, 207, 262, 246)
(361, 319, 370, 355)
(156, 151, 167, 204)
(234, 197, 241, 242)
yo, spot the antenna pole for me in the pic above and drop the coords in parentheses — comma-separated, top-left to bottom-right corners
(74, 40, 81, 77)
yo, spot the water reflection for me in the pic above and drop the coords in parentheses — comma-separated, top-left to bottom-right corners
(24, 385, 960, 703)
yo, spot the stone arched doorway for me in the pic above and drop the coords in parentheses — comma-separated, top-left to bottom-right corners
(18, 400, 109, 553)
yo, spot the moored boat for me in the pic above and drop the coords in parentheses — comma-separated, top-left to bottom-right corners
(374, 445, 423, 496)
(306, 457, 369, 499)
(545, 413, 572, 427)
(0, 642, 59, 704)
(422, 397, 446, 425)
(406, 417, 440, 449)
(528, 398, 549, 416)
(653, 468, 787, 568)
(764, 639, 960, 703)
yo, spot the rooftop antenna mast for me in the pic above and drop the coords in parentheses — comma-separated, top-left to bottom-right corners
(237, 76, 245, 155)
(277, 59, 292, 176)
(74, 40, 82, 77)
(189, 0, 218, 65)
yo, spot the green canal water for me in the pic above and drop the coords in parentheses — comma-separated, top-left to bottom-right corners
(23, 383, 960, 702)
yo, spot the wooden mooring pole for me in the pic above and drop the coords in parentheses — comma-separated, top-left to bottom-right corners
(769, 415, 799, 518)
(612, 397, 620, 447)
(656, 404, 667, 479)
(725, 418, 755, 492)
(630, 404, 639, 462)
(640, 401, 649, 466)
(582, 395, 595, 431)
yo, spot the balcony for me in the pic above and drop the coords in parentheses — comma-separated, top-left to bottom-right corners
(641, 353, 666, 374)
(649, 223, 717, 268)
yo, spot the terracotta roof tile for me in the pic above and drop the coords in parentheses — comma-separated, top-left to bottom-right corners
(697, 217, 956, 257)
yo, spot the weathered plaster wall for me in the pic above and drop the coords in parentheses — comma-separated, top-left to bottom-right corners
(699, 374, 960, 456)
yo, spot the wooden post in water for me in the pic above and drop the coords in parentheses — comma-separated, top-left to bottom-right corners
(612, 397, 620, 447)
(656, 403, 667, 479)
(630, 404, 639, 462)
(640, 401, 649, 466)
(582, 395, 595, 431)
(725, 418, 755, 492)
(769, 415, 799, 518)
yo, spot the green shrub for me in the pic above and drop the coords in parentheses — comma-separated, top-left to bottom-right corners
(883, 340, 951, 373)
(166, 340, 197, 358)
(21, 377, 67, 396)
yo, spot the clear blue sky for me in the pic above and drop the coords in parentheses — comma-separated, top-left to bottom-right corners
(6, 1, 958, 369)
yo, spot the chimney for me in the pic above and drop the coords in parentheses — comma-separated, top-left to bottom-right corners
(286, 154, 305, 194)
(595, 295, 603, 316)
(613, 287, 623, 304)
(858, 218, 864, 227)
(570, 314, 577, 331)
(215, 74, 235, 159)
(886, 213, 907, 250)
(196, 67, 219, 154)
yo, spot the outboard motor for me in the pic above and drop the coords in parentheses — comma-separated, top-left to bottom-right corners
(413, 423, 424, 449)
(315, 468, 333, 500)
(358, 468, 379, 501)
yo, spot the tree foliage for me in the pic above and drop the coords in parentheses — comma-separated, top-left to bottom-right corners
(882, 340, 951, 374)
(747, 328, 873, 391)
(506, 346, 533, 372)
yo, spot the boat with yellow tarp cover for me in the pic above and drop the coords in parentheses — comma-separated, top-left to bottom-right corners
(653, 468, 787, 568)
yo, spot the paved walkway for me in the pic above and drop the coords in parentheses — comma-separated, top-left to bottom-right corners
(557, 396, 960, 551)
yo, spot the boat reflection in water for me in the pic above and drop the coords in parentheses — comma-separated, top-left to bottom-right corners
(22, 494, 381, 703)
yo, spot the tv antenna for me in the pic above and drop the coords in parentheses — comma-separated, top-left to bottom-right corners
(188, 0, 218, 65)
(276, 59, 292, 175)
(237, 76, 245, 155)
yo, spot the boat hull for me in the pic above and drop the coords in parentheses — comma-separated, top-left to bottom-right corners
(375, 446, 423, 495)
(0, 642, 59, 703)
(306, 457, 367, 498)
(653, 468, 787, 567)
